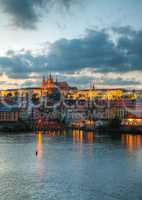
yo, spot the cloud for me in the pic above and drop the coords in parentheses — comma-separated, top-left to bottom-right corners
(58, 73, 141, 88)
(40, 27, 142, 73)
(0, 0, 81, 29)
(21, 80, 40, 88)
(0, 26, 141, 87)
(0, 53, 32, 79)
(100, 77, 140, 86)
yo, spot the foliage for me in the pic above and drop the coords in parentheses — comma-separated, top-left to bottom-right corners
(109, 117, 121, 129)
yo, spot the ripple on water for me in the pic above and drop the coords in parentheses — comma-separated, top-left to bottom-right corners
(0, 132, 142, 200)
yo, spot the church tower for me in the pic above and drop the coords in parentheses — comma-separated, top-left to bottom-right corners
(47, 73, 54, 95)
(42, 76, 46, 96)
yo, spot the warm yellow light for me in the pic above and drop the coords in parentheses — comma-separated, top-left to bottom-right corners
(128, 118, 133, 122)
(36, 131, 43, 160)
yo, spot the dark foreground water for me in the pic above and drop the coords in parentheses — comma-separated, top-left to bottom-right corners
(0, 131, 142, 200)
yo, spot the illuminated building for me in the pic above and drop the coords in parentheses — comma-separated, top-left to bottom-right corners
(42, 76, 47, 96)
(0, 74, 141, 125)
(41, 73, 76, 97)
(0, 87, 41, 98)
(0, 107, 20, 122)
(67, 88, 125, 100)
(122, 114, 142, 126)
(47, 74, 54, 95)
(1, 75, 141, 102)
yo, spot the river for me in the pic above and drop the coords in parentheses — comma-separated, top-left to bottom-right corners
(0, 131, 142, 200)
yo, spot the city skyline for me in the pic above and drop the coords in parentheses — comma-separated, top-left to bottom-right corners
(0, 2, 142, 200)
(0, 0, 142, 89)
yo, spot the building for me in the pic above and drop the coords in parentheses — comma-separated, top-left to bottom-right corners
(42, 74, 77, 96)
(0, 74, 141, 125)
(0, 107, 20, 122)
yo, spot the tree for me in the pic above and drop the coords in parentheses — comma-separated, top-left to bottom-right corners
(109, 117, 121, 129)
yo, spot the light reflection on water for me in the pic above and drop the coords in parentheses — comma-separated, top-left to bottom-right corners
(0, 131, 142, 200)
(36, 131, 44, 181)
(36, 131, 43, 160)
(122, 134, 142, 152)
(72, 130, 94, 144)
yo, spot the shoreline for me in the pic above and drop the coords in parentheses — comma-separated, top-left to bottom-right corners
(0, 125, 141, 135)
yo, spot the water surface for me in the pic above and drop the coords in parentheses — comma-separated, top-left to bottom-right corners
(0, 131, 142, 200)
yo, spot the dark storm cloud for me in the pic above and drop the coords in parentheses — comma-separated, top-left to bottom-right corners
(0, 26, 142, 85)
(117, 27, 142, 71)
(0, 0, 42, 29)
(0, 0, 80, 29)
(0, 53, 32, 78)
(41, 27, 142, 73)
(44, 31, 123, 72)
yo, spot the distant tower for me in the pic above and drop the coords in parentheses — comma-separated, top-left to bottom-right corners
(42, 76, 46, 96)
(47, 73, 54, 95)
(49, 73, 52, 81)
(92, 80, 95, 90)
(55, 75, 58, 83)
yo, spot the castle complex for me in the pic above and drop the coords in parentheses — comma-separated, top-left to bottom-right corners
(0, 74, 141, 127)
(0, 74, 141, 101)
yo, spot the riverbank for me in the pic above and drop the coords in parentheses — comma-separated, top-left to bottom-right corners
(0, 121, 141, 134)
(0, 121, 32, 133)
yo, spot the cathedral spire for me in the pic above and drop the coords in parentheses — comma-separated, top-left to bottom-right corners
(55, 75, 58, 83)
(49, 73, 52, 80)
(42, 75, 45, 85)
(42, 75, 46, 96)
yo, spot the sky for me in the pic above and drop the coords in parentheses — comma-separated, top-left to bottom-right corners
(0, 0, 142, 89)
